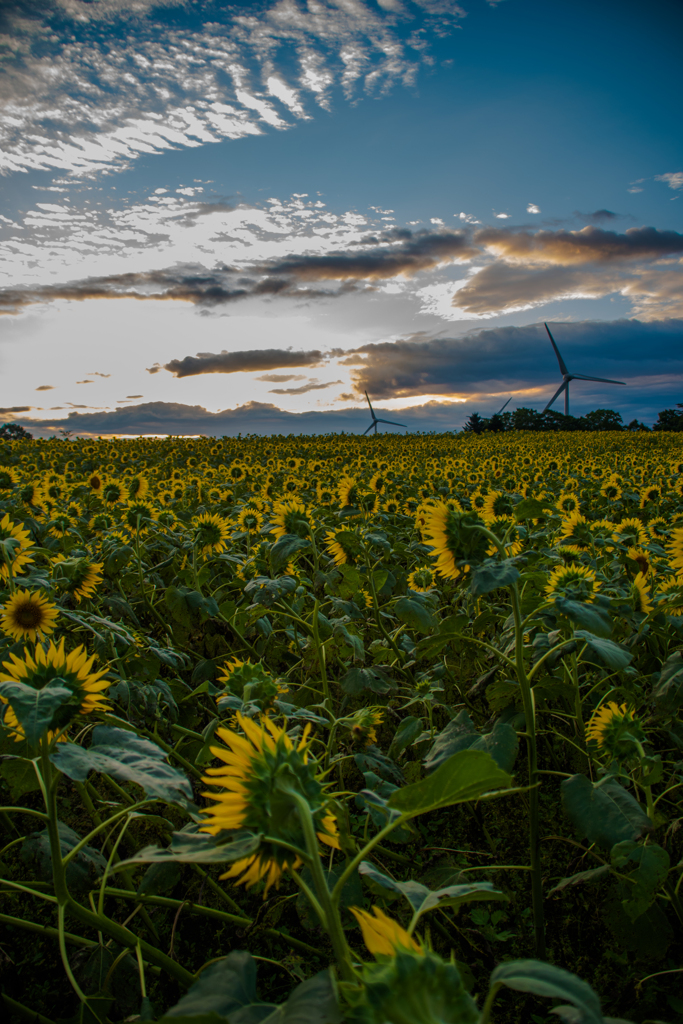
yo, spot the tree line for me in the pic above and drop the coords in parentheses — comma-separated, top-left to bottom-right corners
(462, 405, 683, 433)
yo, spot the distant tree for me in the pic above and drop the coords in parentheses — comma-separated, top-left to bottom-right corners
(542, 409, 581, 431)
(653, 406, 683, 431)
(463, 412, 485, 434)
(0, 423, 32, 440)
(580, 409, 623, 431)
(627, 418, 650, 432)
(487, 413, 506, 432)
(511, 407, 544, 431)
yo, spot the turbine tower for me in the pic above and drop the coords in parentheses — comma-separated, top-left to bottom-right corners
(543, 322, 625, 417)
(363, 392, 407, 435)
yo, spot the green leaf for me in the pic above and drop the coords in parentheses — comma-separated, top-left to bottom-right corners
(394, 594, 437, 634)
(574, 631, 632, 670)
(117, 831, 261, 868)
(554, 597, 612, 637)
(50, 726, 193, 809)
(561, 775, 652, 850)
(136, 860, 183, 897)
(358, 861, 506, 923)
(104, 545, 133, 575)
(548, 864, 610, 894)
(165, 586, 217, 628)
(341, 666, 395, 695)
(388, 749, 512, 818)
(470, 558, 520, 597)
(244, 575, 297, 607)
(21, 821, 107, 891)
(388, 716, 423, 759)
(424, 711, 519, 774)
(0, 680, 76, 746)
(652, 652, 683, 715)
(270, 535, 311, 574)
(489, 960, 602, 1024)
(514, 497, 549, 521)
(160, 950, 271, 1024)
(259, 970, 342, 1024)
(610, 841, 670, 921)
(0, 756, 42, 799)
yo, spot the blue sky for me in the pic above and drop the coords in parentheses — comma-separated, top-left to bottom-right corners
(1, 0, 682, 436)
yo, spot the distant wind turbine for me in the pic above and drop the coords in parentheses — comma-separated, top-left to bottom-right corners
(498, 397, 511, 414)
(363, 392, 407, 435)
(543, 322, 625, 416)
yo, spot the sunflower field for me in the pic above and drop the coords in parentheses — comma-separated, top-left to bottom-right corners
(1, 431, 683, 1024)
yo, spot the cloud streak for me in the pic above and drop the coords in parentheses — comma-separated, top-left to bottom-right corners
(162, 348, 327, 378)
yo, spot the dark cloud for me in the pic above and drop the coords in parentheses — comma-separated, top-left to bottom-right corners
(348, 318, 683, 400)
(268, 381, 342, 395)
(163, 348, 326, 378)
(256, 374, 307, 383)
(475, 225, 683, 264)
(451, 262, 607, 314)
(0, 406, 31, 414)
(574, 210, 619, 222)
(35, 385, 54, 391)
(257, 229, 476, 281)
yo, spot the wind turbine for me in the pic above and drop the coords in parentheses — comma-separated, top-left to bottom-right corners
(543, 322, 625, 416)
(498, 397, 511, 414)
(363, 392, 407, 435)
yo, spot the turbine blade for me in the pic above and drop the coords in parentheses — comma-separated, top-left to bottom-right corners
(543, 379, 568, 413)
(365, 391, 376, 418)
(498, 397, 511, 414)
(375, 419, 407, 428)
(570, 374, 626, 385)
(362, 422, 374, 435)
(545, 323, 569, 376)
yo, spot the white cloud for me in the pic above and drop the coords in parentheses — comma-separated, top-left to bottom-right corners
(656, 172, 683, 191)
(526, 203, 540, 214)
(494, 212, 510, 219)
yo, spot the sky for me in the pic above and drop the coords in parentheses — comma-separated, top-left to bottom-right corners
(0, 0, 682, 437)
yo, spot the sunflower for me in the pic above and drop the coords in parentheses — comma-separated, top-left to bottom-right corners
(485, 516, 523, 557)
(19, 483, 44, 511)
(0, 639, 110, 742)
(88, 512, 115, 534)
(271, 500, 312, 541)
(350, 906, 421, 957)
(0, 514, 34, 580)
(668, 527, 683, 572)
(200, 712, 339, 895)
(559, 512, 593, 554)
(316, 484, 336, 506)
(600, 480, 622, 501)
(481, 491, 513, 521)
(349, 707, 384, 747)
(545, 563, 601, 603)
(639, 485, 661, 509)
(52, 555, 104, 603)
(615, 518, 648, 548)
(86, 471, 106, 494)
(128, 475, 150, 500)
(102, 481, 125, 505)
(625, 546, 651, 576)
(407, 566, 437, 593)
(422, 503, 488, 581)
(586, 701, 645, 757)
(557, 493, 580, 514)
(324, 528, 359, 566)
(631, 572, 653, 615)
(647, 517, 669, 541)
(122, 500, 157, 534)
(657, 576, 683, 615)
(338, 476, 359, 508)
(48, 514, 76, 539)
(237, 508, 264, 535)
(0, 468, 18, 491)
(381, 498, 402, 516)
(1, 589, 59, 642)
(193, 513, 231, 555)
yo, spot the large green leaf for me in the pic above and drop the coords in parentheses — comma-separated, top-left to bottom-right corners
(388, 716, 423, 759)
(561, 775, 652, 850)
(0, 680, 75, 746)
(341, 666, 395, 695)
(489, 960, 602, 1024)
(270, 535, 311, 574)
(610, 841, 670, 921)
(394, 594, 437, 634)
(21, 821, 107, 891)
(388, 750, 512, 818)
(165, 586, 219, 628)
(358, 861, 506, 923)
(424, 711, 519, 774)
(652, 652, 683, 715)
(514, 497, 549, 521)
(574, 631, 632, 670)
(0, 756, 42, 799)
(554, 598, 612, 637)
(470, 559, 520, 597)
(117, 831, 261, 869)
(50, 726, 193, 809)
(159, 951, 341, 1024)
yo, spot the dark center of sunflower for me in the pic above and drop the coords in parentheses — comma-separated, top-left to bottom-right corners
(14, 600, 45, 628)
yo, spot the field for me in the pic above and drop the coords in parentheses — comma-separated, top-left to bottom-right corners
(1, 430, 682, 1024)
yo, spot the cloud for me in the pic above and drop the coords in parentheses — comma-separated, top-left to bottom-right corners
(162, 348, 326, 379)
(0, 0, 469, 177)
(35, 385, 54, 391)
(256, 373, 307, 383)
(346, 318, 683, 400)
(474, 225, 683, 264)
(574, 209, 619, 222)
(656, 172, 683, 191)
(268, 380, 342, 395)
(0, 406, 31, 415)
(526, 204, 541, 214)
